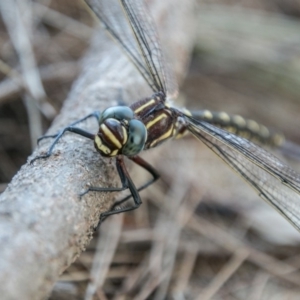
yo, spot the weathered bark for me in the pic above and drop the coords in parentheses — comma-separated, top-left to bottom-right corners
(0, 0, 196, 299)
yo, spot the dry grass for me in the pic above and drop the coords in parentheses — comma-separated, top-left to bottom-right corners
(1, 0, 300, 299)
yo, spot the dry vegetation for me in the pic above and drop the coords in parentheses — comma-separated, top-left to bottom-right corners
(1, 0, 300, 299)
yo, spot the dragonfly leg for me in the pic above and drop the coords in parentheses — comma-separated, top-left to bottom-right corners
(37, 111, 100, 145)
(82, 156, 142, 226)
(110, 155, 160, 210)
(80, 156, 129, 197)
(31, 127, 95, 164)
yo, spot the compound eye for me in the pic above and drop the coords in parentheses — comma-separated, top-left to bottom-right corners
(99, 106, 134, 124)
(122, 120, 147, 156)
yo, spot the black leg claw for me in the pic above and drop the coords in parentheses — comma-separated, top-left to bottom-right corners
(98, 213, 107, 227)
(30, 153, 51, 165)
(79, 189, 90, 199)
(92, 213, 107, 231)
(37, 133, 60, 145)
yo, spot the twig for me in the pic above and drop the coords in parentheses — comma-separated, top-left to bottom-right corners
(33, 1, 93, 41)
(0, 0, 196, 299)
(148, 177, 300, 287)
(84, 215, 123, 300)
(198, 249, 249, 300)
(0, 0, 52, 149)
(249, 272, 270, 300)
(0, 0, 56, 119)
(188, 215, 300, 286)
(0, 61, 80, 105)
(152, 177, 190, 300)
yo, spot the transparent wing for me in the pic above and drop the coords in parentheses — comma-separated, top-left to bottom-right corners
(84, 0, 176, 96)
(184, 115, 300, 231)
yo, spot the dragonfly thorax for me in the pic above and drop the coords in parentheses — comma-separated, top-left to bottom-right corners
(94, 106, 147, 157)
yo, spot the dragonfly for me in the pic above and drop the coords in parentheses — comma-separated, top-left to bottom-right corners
(32, 0, 300, 229)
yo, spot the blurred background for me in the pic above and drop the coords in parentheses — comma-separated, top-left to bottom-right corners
(1, 0, 300, 299)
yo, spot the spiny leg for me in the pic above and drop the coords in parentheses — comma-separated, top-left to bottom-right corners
(31, 112, 100, 164)
(111, 155, 160, 210)
(37, 111, 100, 144)
(84, 156, 142, 225)
(31, 127, 95, 164)
(80, 156, 130, 197)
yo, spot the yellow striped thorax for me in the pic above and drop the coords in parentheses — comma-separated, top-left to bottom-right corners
(130, 92, 187, 149)
(94, 106, 147, 157)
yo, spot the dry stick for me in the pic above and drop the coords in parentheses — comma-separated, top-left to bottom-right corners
(0, 61, 80, 105)
(188, 217, 300, 286)
(148, 181, 300, 287)
(249, 272, 270, 300)
(114, 253, 151, 299)
(152, 178, 190, 300)
(1, 1, 49, 150)
(0, 0, 196, 299)
(0, 1, 56, 119)
(84, 215, 123, 300)
(198, 249, 249, 300)
(172, 247, 198, 296)
(33, 1, 93, 41)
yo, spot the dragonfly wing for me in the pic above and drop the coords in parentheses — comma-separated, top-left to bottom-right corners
(84, 0, 177, 96)
(121, 0, 177, 97)
(184, 115, 300, 231)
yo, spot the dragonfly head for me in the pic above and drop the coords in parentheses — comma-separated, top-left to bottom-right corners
(94, 106, 147, 157)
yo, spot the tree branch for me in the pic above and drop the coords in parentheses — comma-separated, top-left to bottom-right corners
(0, 0, 196, 299)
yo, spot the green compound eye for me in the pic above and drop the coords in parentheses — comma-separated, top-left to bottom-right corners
(99, 106, 134, 124)
(122, 119, 147, 156)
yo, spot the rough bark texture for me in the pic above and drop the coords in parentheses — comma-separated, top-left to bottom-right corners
(0, 0, 196, 299)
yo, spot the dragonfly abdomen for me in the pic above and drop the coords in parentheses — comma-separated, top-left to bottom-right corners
(191, 110, 285, 148)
